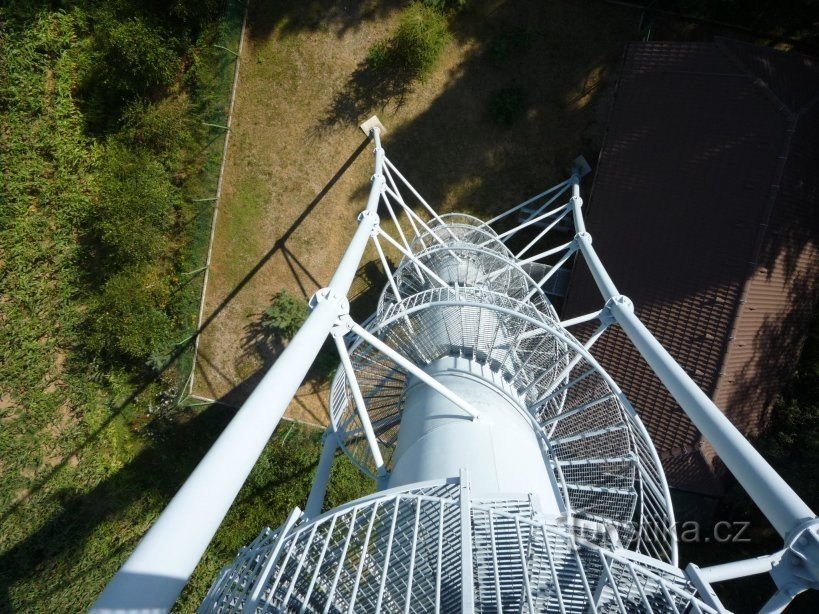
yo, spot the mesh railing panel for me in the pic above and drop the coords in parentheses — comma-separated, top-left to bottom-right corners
(201, 483, 710, 613)
(331, 281, 675, 562)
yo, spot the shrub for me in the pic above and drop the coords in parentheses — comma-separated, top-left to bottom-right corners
(263, 290, 308, 340)
(86, 265, 174, 363)
(120, 97, 195, 159)
(422, 0, 468, 13)
(366, 40, 392, 72)
(94, 142, 180, 270)
(91, 15, 179, 97)
(367, 3, 450, 82)
(487, 86, 526, 127)
(78, 13, 180, 130)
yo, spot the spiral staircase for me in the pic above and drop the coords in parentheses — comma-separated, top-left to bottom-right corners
(94, 120, 819, 614)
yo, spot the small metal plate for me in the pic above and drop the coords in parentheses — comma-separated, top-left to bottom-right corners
(359, 115, 387, 137)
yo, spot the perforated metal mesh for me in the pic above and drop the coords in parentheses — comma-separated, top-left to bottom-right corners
(331, 284, 674, 562)
(200, 480, 711, 613)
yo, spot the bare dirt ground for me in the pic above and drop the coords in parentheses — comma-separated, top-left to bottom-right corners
(193, 0, 640, 425)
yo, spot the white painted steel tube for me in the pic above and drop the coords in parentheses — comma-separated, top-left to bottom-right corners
(699, 552, 783, 583)
(94, 135, 385, 612)
(609, 300, 814, 537)
(335, 336, 387, 475)
(347, 319, 481, 420)
(574, 232, 619, 301)
(327, 210, 379, 295)
(305, 431, 339, 519)
(570, 187, 814, 540)
(92, 297, 340, 612)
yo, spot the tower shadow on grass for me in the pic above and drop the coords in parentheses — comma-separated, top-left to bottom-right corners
(0, 403, 326, 611)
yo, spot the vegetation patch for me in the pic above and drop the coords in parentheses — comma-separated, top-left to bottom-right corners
(263, 289, 309, 341)
(0, 0, 278, 609)
(367, 3, 451, 82)
(487, 85, 527, 127)
(178, 420, 373, 610)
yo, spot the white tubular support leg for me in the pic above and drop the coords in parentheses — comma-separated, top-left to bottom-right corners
(305, 430, 339, 519)
(94, 130, 386, 612)
(92, 295, 342, 612)
(570, 178, 814, 538)
(609, 297, 814, 538)
(333, 333, 388, 477)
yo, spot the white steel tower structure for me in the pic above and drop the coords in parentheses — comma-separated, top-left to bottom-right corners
(95, 120, 818, 613)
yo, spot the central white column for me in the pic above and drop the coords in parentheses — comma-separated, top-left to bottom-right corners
(386, 356, 564, 519)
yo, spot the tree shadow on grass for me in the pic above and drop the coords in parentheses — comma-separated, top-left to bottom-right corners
(244, 0, 403, 43)
(0, 402, 329, 611)
(320, 58, 416, 129)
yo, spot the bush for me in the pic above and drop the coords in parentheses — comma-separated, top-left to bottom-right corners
(94, 142, 180, 270)
(120, 97, 195, 160)
(367, 3, 450, 82)
(422, 0, 468, 13)
(87, 266, 174, 363)
(94, 15, 179, 95)
(366, 40, 392, 72)
(263, 290, 308, 340)
(487, 86, 526, 127)
(78, 13, 180, 131)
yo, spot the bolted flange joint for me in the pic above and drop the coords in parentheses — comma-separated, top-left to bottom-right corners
(771, 519, 819, 599)
(310, 287, 349, 316)
(358, 209, 379, 225)
(330, 313, 355, 339)
(605, 294, 634, 315)
(575, 230, 593, 245)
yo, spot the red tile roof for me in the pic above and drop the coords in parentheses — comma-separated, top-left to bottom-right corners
(563, 39, 819, 494)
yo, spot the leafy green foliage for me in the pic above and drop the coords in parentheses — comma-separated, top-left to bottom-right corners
(366, 40, 392, 71)
(263, 290, 309, 341)
(78, 13, 180, 131)
(487, 86, 527, 126)
(87, 266, 174, 363)
(178, 421, 374, 610)
(93, 142, 180, 270)
(119, 97, 195, 162)
(367, 3, 450, 82)
(422, 0, 468, 13)
(0, 1, 248, 610)
(95, 16, 179, 94)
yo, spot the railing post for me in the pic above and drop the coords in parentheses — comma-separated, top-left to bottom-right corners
(305, 430, 339, 518)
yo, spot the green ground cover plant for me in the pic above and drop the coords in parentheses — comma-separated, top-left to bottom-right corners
(263, 289, 309, 341)
(367, 3, 451, 82)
